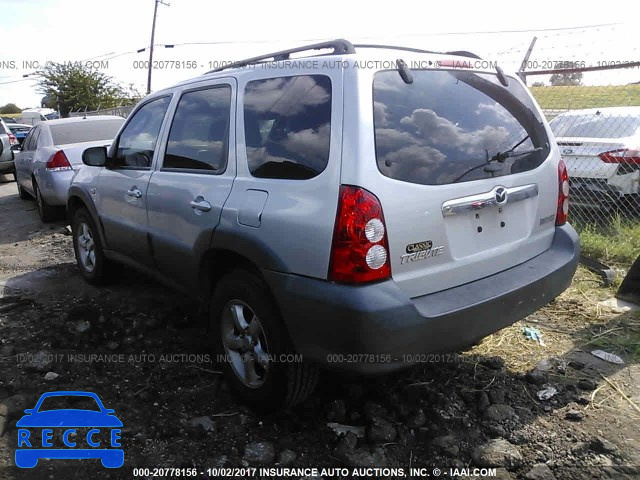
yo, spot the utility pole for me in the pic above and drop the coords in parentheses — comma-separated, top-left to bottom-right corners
(147, 0, 169, 94)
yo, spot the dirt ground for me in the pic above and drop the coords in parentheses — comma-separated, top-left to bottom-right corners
(0, 175, 639, 480)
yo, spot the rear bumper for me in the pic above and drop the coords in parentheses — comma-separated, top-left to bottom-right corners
(265, 224, 580, 374)
(39, 169, 74, 205)
(0, 158, 15, 174)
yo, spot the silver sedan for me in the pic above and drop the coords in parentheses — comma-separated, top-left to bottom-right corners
(14, 116, 124, 221)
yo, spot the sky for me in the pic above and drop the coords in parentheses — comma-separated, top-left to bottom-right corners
(0, 0, 638, 109)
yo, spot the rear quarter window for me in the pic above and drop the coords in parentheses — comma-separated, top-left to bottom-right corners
(50, 119, 124, 145)
(373, 70, 550, 185)
(550, 114, 640, 139)
(243, 75, 332, 180)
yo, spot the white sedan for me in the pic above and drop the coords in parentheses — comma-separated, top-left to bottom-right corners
(549, 106, 640, 210)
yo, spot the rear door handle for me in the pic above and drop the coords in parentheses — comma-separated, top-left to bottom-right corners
(190, 197, 211, 212)
(126, 187, 143, 199)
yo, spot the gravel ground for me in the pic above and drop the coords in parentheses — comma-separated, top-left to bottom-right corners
(0, 177, 639, 480)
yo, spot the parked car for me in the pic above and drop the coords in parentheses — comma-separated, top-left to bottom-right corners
(14, 116, 124, 222)
(0, 118, 19, 179)
(68, 40, 580, 408)
(6, 123, 32, 145)
(16, 108, 59, 125)
(549, 107, 640, 210)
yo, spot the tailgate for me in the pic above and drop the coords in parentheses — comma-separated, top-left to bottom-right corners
(368, 68, 559, 298)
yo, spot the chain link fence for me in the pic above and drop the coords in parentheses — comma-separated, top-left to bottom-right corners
(68, 105, 134, 118)
(521, 63, 640, 269)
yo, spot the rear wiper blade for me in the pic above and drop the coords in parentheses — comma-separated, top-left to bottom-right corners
(451, 137, 542, 183)
(490, 146, 542, 163)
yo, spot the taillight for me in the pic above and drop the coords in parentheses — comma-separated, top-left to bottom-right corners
(556, 159, 569, 226)
(329, 185, 391, 284)
(598, 148, 640, 164)
(46, 150, 72, 171)
(8, 133, 18, 146)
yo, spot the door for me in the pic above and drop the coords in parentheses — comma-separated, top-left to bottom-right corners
(96, 95, 172, 266)
(15, 126, 39, 195)
(146, 81, 236, 287)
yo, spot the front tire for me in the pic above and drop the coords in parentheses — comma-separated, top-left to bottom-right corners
(34, 181, 57, 222)
(71, 208, 115, 285)
(210, 270, 318, 410)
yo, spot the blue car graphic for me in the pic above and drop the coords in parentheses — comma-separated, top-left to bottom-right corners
(15, 391, 123, 468)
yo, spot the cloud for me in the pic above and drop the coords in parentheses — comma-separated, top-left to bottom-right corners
(373, 101, 389, 126)
(399, 108, 511, 153)
(246, 122, 330, 173)
(244, 76, 331, 116)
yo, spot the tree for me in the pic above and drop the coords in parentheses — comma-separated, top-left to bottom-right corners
(549, 61, 583, 86)
(0, 103, 22, 114)
(36, 62, 137, 117)
(531, 81, 545, 87)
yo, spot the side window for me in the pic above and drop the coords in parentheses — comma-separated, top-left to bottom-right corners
(24, 127, 39, 151)
(114, 96, 171, 168)
(22, 130, 34, 151)
(163, 85, 231, 172)
(243, 75, 332, 180)
(32, 128, 42, 149)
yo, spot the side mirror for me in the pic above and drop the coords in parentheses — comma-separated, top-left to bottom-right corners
(82, 146, 108, 167)
(105, 409, 115, 414)
(10, 144, 21, 152)
(23, 409, 34, 415)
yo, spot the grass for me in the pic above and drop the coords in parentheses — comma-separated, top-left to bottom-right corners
(531, 84, 640, 110)
(588, 321, 640, 359)
(576, 214, 640, 267)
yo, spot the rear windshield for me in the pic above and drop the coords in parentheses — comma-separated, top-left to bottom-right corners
(550, 114, 640, 139)
(373, 70, 550, 185)
(50, 119, 124, 146)
(9, 126, 31, 134)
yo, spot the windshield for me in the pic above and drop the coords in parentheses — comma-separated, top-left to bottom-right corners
(38, 395, 101, 412)
(373, 69, 550, 185)
(550, 113, 640, 139)
(50, 119, 124, 146)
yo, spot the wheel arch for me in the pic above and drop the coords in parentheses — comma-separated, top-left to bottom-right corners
(198, 248, 265, 300)
(67, 186, 108, 248)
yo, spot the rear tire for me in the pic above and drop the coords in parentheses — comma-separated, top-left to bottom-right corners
(210, 270, 318, 410)
(16, 178, 29, 200)
(71, 207, 116, 285)
(34, 181, 57, 222)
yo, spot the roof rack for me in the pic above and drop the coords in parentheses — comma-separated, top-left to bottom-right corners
(205, 39, 356, 73)
(445, 50, 482, 60)
(204, 40, 483, 74)
(353, 44, 441, 55)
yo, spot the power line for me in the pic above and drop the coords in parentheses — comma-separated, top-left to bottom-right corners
(0, 77, 38, 86)
(162, 22, 623, 48)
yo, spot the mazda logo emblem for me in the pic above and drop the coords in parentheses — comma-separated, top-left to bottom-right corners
(495, 187, 508, 205)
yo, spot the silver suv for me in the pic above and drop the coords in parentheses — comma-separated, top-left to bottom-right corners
(68, 40, 580, 408)
(0, 118, 18, 179)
